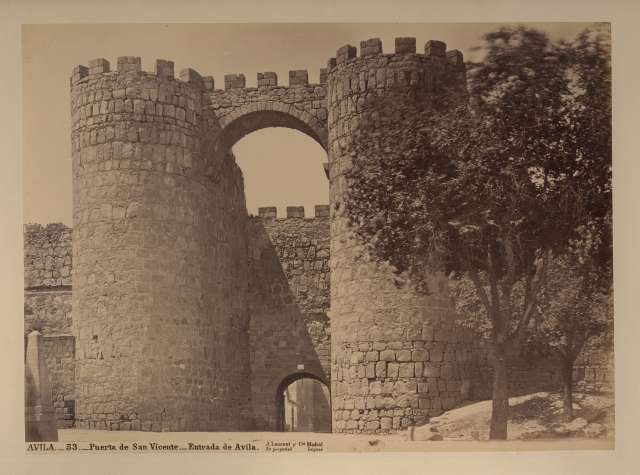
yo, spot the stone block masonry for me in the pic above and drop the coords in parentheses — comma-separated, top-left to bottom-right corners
(24, 223, 73, 339)
(24, 223, 72, 290)
(574, 341, 614, 393)
(207, 72, 329, 160)
(24, 290, 72, 337)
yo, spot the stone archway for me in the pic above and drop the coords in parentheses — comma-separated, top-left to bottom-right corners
(215, 109, 327, 158)
(205, 75, 329, 159)
(275, 372, 331, 433)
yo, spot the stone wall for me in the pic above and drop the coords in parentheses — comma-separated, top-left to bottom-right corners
(574, 344, 614, 393)
(24, 291, 73, 336)
(24, 223, 72, 289)
(24, 223, 75, 428)
(247, 206, 331, 430)
(24, 224, 73, 337)
(469, 344, 614, 401)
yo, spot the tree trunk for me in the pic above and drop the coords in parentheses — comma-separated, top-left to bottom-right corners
(562, 357, 574, 423)
(489, 344, 509, 440)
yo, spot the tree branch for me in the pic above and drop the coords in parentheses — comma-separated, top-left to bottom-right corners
(467, 265, 492, 317)
(503, 233, 518, 287)
(486, 243, 501, 322)
(511, 250, 551, 348)
(462, 243, 493, 318)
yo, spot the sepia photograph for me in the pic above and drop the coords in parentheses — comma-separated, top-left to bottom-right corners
(20, 20, 616, 454)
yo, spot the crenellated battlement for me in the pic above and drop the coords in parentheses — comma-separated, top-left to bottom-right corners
(257, 205, 330, 220)
(71, 56, 330, 92)
(325, 37, 465, 72)
(324, 37, 466, 103)
(324, 36, 467, 162)
(217, 69, 326, 90)
(70, 57, 217, 92)
(68, 55, 330, 183)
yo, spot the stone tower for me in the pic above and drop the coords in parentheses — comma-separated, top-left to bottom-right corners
(326, 38, 472, 432)
(70, 58, 252, 431)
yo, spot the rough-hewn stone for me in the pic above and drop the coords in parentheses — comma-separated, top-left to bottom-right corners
(24, 224, 72, 289)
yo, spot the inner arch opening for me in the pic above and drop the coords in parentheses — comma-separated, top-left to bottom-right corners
(276, 373, 331, 433)
(218, 110, 327, 156)
(233, 127, 328, 216)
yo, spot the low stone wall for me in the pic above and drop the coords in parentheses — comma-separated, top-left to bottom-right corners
(469, 345, 614, 401)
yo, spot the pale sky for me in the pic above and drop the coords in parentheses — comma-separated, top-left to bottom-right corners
(22, 23, 597, 225)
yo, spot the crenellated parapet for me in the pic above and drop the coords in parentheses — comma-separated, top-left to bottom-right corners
(69, 56, 244, 190)
(325, 37, 466, 166)
(72, 57, 332, 165)
(257, 205, 330, 220)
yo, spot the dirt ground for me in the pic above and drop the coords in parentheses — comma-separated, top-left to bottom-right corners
(410, 391, 614, 441)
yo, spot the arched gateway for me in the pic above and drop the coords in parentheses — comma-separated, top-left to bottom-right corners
(276, 372, 331, 433)
(70, 37, 470, 434)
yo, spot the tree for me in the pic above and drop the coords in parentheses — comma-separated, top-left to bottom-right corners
(453, 228, 613, 424)
(534, 252, 612, 422)
(343, 26, 611, 439)
(533, 26, 613, 422)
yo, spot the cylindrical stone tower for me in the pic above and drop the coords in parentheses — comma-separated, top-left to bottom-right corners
(327, 38, 473, 433)
(70, 57, 252, 431)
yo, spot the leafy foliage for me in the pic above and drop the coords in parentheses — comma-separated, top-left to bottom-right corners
(345, 25, 611, 339)
(534, 258, 612, 358)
